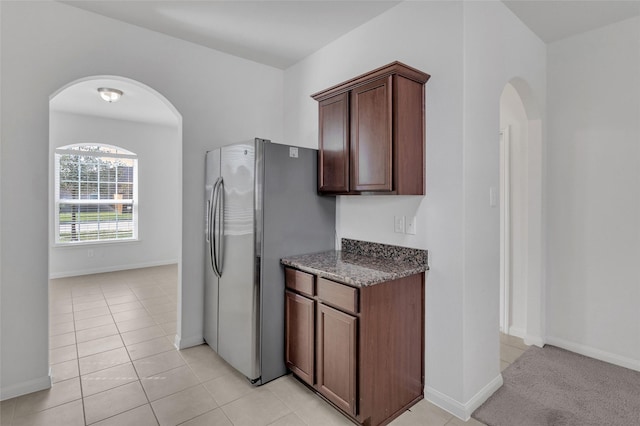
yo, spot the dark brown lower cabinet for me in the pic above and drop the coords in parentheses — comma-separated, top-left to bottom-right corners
(284, 291, 314, 386)
(316, 303, 357, 416)
(285, 268, 425, 426)
(358, 273, 424, 425)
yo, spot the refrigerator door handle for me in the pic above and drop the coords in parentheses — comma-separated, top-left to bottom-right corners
(206, 185, 215, 244)
(217, 178, 225, 276)
(210, 178, 221, 277)
(211, 177, 224, 278)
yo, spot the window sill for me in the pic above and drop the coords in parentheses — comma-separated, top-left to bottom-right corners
(53, 238, 140, 249)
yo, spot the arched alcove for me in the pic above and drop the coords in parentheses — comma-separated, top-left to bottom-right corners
(499, 77, 544, 349)
(48, 75, 184, 369)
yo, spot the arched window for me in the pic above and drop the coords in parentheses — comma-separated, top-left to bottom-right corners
(54, 144, 138, 244)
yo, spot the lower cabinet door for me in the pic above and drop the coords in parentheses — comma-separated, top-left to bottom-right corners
(316, 303, 357, 416)
(285, 290, 315, 385)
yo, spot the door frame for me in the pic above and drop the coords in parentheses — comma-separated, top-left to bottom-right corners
(499, 126, 511, 334)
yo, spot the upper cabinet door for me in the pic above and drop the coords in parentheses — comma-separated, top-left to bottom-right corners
(312, 61, 430, 196)
(350, 76, 393, 192)
(318, 93, 349, 193)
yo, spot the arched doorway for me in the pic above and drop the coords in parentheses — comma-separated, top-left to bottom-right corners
(499, 78, 544, 350)
(48, 76, 183, 382)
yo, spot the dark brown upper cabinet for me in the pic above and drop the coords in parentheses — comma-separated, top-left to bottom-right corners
(317, 93, 350, 193)
(312, 62, 430, 195)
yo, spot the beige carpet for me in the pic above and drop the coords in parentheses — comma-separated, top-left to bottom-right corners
(473, 345, 640, 426)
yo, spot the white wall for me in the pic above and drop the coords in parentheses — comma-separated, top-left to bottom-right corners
(546, 17, 640, 370)
(285, 0, 466, 407)
(0, 1, 283, 399)
(49, 112, 181, 278)
(284, 0, 546, 418)
(461, 0, 546, 405)
(500, 83, 529, 336)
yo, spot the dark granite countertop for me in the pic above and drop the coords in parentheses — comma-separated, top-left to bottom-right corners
(281, 239, 428, 287)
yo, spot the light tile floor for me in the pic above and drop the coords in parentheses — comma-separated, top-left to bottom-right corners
(499, 333, 529, 372)
(0, 265, 526, 426)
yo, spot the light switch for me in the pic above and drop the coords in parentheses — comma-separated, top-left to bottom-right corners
(394, 216, 405, 233)
(406, 216, 417, 235)
(489, 187, 497, 207)
(289, 147, 299, 158)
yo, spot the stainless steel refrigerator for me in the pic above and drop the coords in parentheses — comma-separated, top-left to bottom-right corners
(204, 138, 335, 385)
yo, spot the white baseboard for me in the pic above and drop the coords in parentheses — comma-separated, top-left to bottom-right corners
(463, 374, 504, 419)
(425, 374, 503, 421)
(524, 334, 545, 348)
(49, 259, 179, 279)
(175, 334, 204, 350)
(1, 373, 51, 401)
(507, 326, 525, 339)
(505, 327, 544, 348)
(425, 385, 468, 420)
(545, 336, 640, 372)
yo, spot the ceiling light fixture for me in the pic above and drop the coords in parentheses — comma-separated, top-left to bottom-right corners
(97, 87, 124, 103)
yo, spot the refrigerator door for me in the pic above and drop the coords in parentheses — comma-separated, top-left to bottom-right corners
(217, 141, 261, 381)
(204, 149, 221, 350)
(259, 142, 336, 384)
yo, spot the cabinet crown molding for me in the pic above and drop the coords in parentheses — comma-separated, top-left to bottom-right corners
(311, 61, 430, 102)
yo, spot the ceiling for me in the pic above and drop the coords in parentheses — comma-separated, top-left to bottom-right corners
(61, 0, 640, 69)
(60, 1, 401, 69)
(54, 0, 640, 125)
(502, 0, 640, 43)
(50, 78, 180, 127)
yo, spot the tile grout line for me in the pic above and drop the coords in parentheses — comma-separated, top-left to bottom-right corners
(195, 372, 240, 426)
(83, 381, 148, 425)
(45, 268, 178, 425)
(127, 274, 170, 426)
(120, 277, 159, 426)
(61, 277, 138, 424)
(261, 381, 305, 426)
(174, 339, 274, 425)
(85, 274, 153, 425)
(264, 408, 302, 426)
(69, 282, 88, 426)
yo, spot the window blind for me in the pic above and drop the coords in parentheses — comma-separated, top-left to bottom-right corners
(55, 144, 138, 243)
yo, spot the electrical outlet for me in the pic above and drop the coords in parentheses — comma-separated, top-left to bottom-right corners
(289, 147, 299, 158)
(406, 216, 417, 235)
(394, 216, 405, 233)
(87, 249, 94, 258)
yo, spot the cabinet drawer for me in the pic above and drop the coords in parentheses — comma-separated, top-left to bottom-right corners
(285, 268, 315, 297)
(317, 278, 358, 314)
